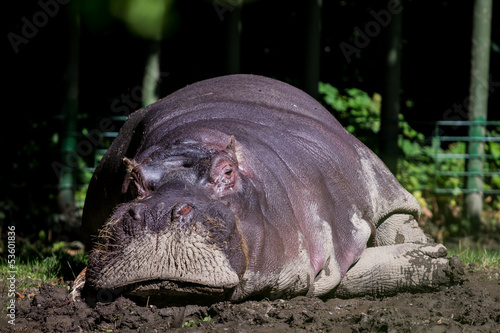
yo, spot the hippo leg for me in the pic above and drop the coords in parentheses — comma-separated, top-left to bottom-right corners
(375, 213, 430, 246)
(334, 214, 464, 298)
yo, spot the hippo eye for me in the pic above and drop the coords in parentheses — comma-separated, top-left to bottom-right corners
(219, 164, 235, 183)
(182, 160, 194, 168)
(209, 154, 239, 197)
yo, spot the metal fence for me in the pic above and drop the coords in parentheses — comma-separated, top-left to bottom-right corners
(431, 120, 500, 195)
(83, 116, 128, 174)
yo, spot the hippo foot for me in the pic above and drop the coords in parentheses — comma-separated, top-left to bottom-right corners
(69, 267, 87, 301)
(334, 243, 465, 298)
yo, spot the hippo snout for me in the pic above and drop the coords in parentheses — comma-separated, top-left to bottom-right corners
(85, 193, 247, 303)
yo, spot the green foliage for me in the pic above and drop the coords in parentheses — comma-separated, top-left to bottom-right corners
(0, 235, 88, 290)
(182, 320, 196, 328)
(182, 316, 213, 328)
(397, 132, 467, 195)
(319, 82, 500, 238)
(319, 82, 381, 151)
(110, 0, 176, 39)
(484, 127, 500, 194)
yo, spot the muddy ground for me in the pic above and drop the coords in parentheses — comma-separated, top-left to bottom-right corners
(1, 263, 499, 333)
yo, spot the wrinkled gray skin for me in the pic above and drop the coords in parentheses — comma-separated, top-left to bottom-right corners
(75, 75, 460, 305)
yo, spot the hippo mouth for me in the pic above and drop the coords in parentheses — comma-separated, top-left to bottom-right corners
(118, 279, 234, 305)
(85, 215, 243, 305)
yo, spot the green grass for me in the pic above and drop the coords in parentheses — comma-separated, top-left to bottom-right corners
(1, 256, 62, 290)
(447, 245, 500, 270)
(0, 241, 88, 291)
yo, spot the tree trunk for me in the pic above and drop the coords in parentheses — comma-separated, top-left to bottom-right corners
(142, 39, 162, 107)
(304, 0, 322, 100)
(466, 0, 492, 233)
(379, 0, 402, 175)
(58, 3, 80, 233)
(224, 3, 241, 75)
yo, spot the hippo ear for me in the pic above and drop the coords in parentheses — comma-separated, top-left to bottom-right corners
(122, 157, 150, 198)
(122, 157, 138, 194)
(226, 135, 236, 153)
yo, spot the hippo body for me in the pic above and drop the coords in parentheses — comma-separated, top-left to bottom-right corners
(80, 75, 456, 304)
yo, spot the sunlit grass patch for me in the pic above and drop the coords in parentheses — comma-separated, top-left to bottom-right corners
(1, 257, 60, 290)
(448, 245, 500, 270)
(0, 241, 88, 292)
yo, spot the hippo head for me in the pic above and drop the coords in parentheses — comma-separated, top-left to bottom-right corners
(85, 138, 249, 304)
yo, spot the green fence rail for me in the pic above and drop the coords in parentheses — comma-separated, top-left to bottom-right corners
(431, 120, 500, 195)
(82, 116, 127, 174)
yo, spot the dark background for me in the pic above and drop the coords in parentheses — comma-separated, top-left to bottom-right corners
(3, 0, 500, 243)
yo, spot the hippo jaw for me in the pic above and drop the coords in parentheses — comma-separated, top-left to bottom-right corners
(87, 217, 240, 302)
(86, 201, 245, 303)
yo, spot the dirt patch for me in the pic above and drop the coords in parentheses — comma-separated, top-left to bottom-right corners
(2, 265, 499, 332)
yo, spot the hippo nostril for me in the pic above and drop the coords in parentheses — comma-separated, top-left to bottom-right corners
(128, 205, 143, 221)
(157, 202, 166, 210)
(178, 205, 192, 216)
(172, 203, 194, 220)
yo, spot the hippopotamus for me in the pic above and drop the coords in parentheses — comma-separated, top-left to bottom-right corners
(73, 74, 462, 305)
